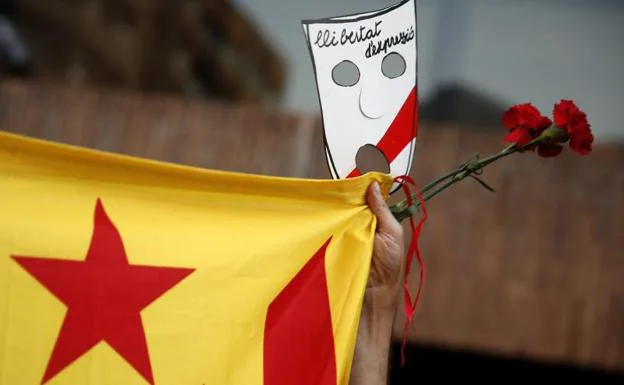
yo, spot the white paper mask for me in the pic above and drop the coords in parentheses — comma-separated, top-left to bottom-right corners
(302, 0, 418, 193)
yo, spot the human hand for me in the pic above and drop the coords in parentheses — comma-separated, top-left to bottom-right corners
(348, 182, 406, 385)
(365, 181, 405, 293)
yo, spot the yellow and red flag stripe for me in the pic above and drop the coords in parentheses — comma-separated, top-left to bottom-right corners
(0, 131, 392, 385)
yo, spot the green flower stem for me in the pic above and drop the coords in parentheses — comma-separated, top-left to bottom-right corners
(391, 168, 463, 213)
(390, 143, 519, 222)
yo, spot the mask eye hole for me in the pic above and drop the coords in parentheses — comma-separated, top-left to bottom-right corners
(381, 52, 406, 79)
(332, 60, 360, 87)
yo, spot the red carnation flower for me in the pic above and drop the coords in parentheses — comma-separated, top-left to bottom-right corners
(554, 100, 586, 130)
(390, 98, 598, 228)
(569, 124, 594, 155)
(502, 103, 552, 146)
(553, 99, 594, 155)
(536, 143, 563, 158)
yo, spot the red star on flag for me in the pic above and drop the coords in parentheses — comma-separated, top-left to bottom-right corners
(12, 199, 195, 385)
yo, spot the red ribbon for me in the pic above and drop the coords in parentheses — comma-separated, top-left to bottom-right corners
(392, 175, 428, 366)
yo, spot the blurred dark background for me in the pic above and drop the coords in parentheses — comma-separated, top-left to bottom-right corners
(0, 0, 623, 383)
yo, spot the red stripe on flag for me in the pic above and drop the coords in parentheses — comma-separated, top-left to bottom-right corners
(346, 87, 418, 178)
(264, 238, 337, 385)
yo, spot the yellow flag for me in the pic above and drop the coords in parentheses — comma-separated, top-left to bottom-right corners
(0, 131, 392, 385)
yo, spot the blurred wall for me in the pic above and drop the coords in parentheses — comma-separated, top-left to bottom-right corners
(230, 0, 624, 141)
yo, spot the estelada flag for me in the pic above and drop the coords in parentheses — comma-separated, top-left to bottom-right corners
(0, 131, 393, 385)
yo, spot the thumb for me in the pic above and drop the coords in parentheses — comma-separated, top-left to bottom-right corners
(366, 182, 400, 234)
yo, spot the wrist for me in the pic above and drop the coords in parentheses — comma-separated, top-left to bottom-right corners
(349, 287, 398, 385)
(359, 287, 399, 341)
(362, 284, 401, 314)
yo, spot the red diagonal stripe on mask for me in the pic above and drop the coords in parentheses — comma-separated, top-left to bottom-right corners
(346, 87, 418, 178)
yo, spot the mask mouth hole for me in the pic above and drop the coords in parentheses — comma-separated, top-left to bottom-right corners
(355, 144, 390, 175)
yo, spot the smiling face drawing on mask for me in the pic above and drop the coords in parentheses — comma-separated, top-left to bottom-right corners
(302, 0, 417, 193)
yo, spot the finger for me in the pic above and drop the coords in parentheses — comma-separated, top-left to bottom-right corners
(366, 182, 402, 236)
